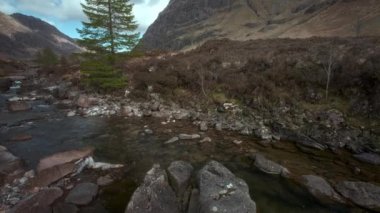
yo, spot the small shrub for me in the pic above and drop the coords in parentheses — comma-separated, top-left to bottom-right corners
(80, 57, 127, 92)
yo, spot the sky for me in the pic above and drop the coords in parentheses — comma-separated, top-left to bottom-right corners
(0, 0, 170, 38)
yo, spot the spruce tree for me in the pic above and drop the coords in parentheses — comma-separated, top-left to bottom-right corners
(77, 0, 139, 55)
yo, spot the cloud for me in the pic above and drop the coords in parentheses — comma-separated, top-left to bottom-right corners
(0, 0, 170, 35)
(0, 1, 17, 14)
(14, 0, 86, 21)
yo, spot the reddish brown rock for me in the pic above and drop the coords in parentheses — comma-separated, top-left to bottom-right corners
(8, 101, 31, 112)
(11, 187, 63, 213)
(33, 147, 94, 187)
(0, 148, 24, 185)
(37, 147, 94, 173)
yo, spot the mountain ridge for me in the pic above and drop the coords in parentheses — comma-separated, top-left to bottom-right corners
(140, 0, 380, 51)
(0, 12, 82, 59)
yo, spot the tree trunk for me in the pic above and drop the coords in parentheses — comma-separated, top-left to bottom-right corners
(107, 0, 115, 55)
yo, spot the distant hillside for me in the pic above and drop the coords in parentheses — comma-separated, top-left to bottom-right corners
(141, 0, 380, 51)
(0, 12, 83, 59)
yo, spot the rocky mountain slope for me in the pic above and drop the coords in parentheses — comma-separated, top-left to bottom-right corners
(141, 0, 380, 51)
(0, 12, 82, 59)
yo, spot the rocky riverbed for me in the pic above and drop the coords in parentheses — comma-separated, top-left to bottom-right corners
(0, 74, 380, 213)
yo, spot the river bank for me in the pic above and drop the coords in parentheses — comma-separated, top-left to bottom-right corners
(0, 68, 380, 212)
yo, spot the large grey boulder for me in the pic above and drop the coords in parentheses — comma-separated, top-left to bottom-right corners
(335, 181, 380, 212)
(301, 175, 345, 204)
(197, 161, 256, 213)
(125, 164, 179, 213)
(65, 182, 98, 205)
(252, 153, 290, 177)
(11, 187, 63, 213)
(167, 161, 193, 197)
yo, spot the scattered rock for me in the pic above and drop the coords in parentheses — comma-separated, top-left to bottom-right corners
(167, 161, 193, 197)
(144, 128, 154, 135)
(354, 153, 380, 165)
(0, 148, 23, 184)
(165, 137, 179, 144)
(67, 111, 76, 117)
(252, 153, 290, 177)
(178, 134, 201, 140)
(240, 127, 252, 135)
(173, 111, 190, 120)
(255, 126, 272, 140)
(97, 175, 114, 186)
(301, 175, 345, 204)
(65, 182, 98, 205)
(76, 95, 92, 108)
(125, 164, 179, 213)
(232, 140, 243, 145)
(7, 101, 31, 112)
(199, 137, 212, 143)
(335, 181, 380, 211)
(197, 161, 256, 213)
(199, 121, 208, 131)
(11, 187, 63, 213)
(215, 123, 222, 131)
(53, 202, 79, 213)
(80, 203, 108, 213)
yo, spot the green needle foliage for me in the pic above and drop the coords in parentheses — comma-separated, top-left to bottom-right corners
(80, 56, 127, 92)
(77, 0, 139, 92)
(77, 0, 139, 54)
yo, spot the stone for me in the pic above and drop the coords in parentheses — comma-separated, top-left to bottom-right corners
(0, 149, 23, 184)
(97, 175, 114, 186)
(8, 101, 31, 112)
(197, 161, 256, 213)
(37, 147, 94, 173)
(67, 111, 76, 117)
(240, 127, 252, 135)
(76, 95, 91, 108)
(335, 181, 380, 211)
(178, 134, 201, 140)
(301, 175, 345, 204)
(255, 126, 272, 140)
(199, 121, 208, 131)
(34, 147, 94, 186)
(252, 153, 290, 177)
(125, 164, 179, 213)
(215, 123, 222, 131)
(65, 182, 98, 205)
(167, 161, 193, 197)
(165, 137, 179, 144)
(232, 140, 243, 145)
(354, 153, 380, 165)
(199, 137, 212, 143)
(11, 187, 63, 213)
(144, 128, 154, 135)
(173, 111, 190, 120)
(53, 202, 78, 213)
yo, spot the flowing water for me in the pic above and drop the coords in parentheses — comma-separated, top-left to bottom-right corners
(1, 88, 379, 213)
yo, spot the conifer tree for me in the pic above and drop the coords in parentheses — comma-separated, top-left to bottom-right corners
(77, 0, 139, 55)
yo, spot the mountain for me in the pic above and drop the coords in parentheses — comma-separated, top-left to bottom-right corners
(141, 0, 380, 51)
(0, 12, 82, 59)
